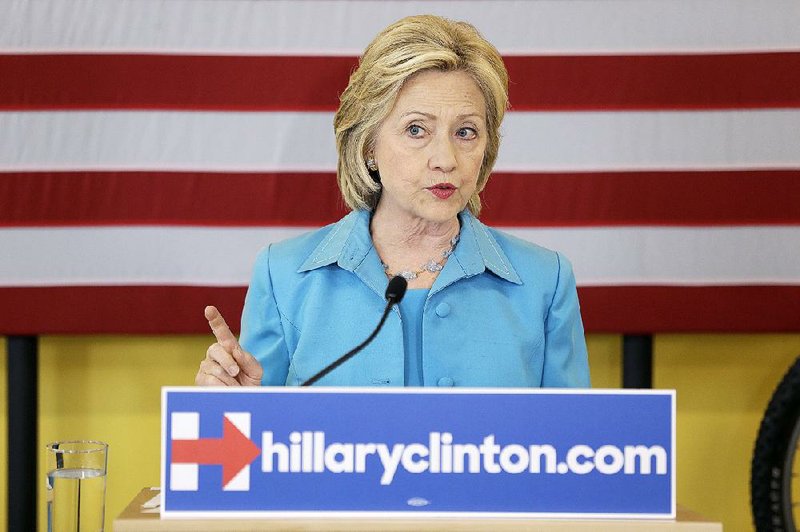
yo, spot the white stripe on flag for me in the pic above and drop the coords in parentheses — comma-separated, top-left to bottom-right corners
(1, 226, 798, 287)
(3, 0, 800, 54)
(3, 110, 800, 172)
(504, 226, 800, 287)
(0, 226, 307, 287)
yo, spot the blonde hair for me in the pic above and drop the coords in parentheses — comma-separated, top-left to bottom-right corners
(334, 15, 509, 216)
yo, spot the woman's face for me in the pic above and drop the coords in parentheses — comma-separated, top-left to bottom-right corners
(372, 69, 487, 226)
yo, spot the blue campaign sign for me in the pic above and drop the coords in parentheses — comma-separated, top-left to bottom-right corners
(161, 387, 675, 519)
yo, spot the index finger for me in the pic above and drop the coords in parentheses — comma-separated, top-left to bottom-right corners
(205, 306, 240, 351)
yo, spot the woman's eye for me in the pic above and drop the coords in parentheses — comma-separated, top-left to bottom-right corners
(456, 127, 477, 140)
(407, 124, 424, 137)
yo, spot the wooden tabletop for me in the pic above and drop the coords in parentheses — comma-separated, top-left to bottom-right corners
(114, 488, 723, 531)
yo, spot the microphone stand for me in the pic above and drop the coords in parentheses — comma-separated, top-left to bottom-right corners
(301, 276, 407, 386)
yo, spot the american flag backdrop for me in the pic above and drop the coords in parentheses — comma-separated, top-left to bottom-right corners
(1, 0, 799, 334)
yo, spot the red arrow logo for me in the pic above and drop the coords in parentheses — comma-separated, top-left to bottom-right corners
(171, 417, 261, 487)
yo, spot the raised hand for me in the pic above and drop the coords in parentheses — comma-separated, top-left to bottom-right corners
(195, 306, 263, 386)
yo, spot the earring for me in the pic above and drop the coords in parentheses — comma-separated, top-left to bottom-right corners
(366, 157, 378, 172)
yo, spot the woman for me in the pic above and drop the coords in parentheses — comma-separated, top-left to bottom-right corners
(196, 15, 590, 388)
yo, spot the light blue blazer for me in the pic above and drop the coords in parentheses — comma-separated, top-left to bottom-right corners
(240, 210, 590, 388)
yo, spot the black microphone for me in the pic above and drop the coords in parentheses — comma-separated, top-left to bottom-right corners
(301, 276, 408, 386)
(384, 275, 408, 304)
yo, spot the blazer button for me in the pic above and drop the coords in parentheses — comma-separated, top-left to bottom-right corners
(437, 377, 455, 387)
(435, 303, 451, 317)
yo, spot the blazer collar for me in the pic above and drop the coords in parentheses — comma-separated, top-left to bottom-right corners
(298, 209, 521, 285)
(449, 210, 521, 285)
(298, 210, 372, 273)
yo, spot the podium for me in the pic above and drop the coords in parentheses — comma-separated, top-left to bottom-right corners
(160, 388, 677, 518)
(114, 488, 723, 531)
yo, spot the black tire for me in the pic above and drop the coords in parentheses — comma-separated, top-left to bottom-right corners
(751, 355, 800, 532)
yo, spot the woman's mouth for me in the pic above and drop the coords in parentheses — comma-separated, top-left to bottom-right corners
(426, 183, 456, 200)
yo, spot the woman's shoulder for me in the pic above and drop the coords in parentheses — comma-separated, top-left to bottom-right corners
(480, 227, 579, 312)
(252, 211, 368, 276)
(476, 221, 575, 285)
(469, 215, 563, 266)
(489, 227, 560, 260)
(251, 217, 349, 274)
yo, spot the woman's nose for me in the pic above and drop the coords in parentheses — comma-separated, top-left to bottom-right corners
(428, 134, 457, 173)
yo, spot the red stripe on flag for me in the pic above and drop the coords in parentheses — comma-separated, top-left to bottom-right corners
(3, 170, 799, 227)
(505, 53, 800, 111)
(579, 285, 800, 333)
(3, 52, 800, 111)
(0, 55, 352, 111)
(482, 170, 800, 227)
(0, 286, 248, 335)
(1, 285, 798, 334)
(1, 171, 348, 227)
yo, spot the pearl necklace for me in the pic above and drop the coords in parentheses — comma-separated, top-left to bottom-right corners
(381, 234, 460, 280)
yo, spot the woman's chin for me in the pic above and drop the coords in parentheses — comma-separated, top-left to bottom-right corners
(417, 204, 464, 225)
(375, 194, 466, 225)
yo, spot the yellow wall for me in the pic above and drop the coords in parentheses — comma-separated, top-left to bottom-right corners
(0, 333, 798, 531)
(655, 334, 800, 530)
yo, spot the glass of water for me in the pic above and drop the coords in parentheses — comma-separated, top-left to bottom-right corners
(46, 440, 108, 532)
